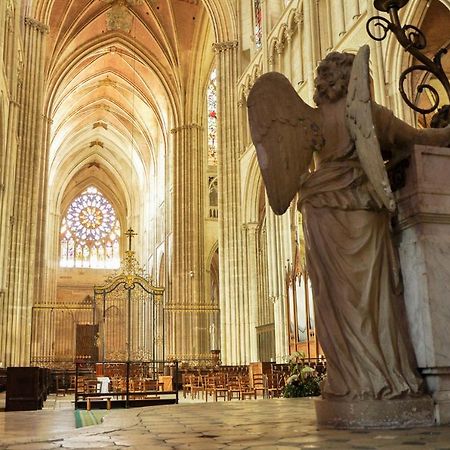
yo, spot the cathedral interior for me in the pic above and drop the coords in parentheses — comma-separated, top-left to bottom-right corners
(1, 0, 450, 446)
(0, 0, 450, 449)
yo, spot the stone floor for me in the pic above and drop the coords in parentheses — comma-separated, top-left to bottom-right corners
(1, 394, 450, 449)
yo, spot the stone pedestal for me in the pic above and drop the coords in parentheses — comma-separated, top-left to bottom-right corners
(395, 144, 450, 424)
(315, 397, 434, 429)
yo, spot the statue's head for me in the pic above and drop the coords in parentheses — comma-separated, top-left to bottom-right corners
(313, 52, 355, 105)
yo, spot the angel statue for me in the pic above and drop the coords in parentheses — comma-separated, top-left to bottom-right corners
(248, 45, 450, 401)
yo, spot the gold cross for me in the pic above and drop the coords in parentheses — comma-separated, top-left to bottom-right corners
(125, 228, 137, 251)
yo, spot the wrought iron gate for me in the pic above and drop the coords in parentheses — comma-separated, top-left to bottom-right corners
(94, 245, 164, 363)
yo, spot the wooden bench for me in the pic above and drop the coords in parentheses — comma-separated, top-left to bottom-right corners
(86, 396, 112, 411)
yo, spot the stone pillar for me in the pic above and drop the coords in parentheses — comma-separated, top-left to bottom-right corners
(303, 0, 318, 102)
(285, 29, 293, 81)
(2, 17, 48, 366)
(345, 0, 360, 22)
(168, 123, 205, 360)
(396, 144, 450, 424)
(265, 207, 291, 362)
(331, 0, 346, 42)
(0, 4, 21, 367)
(294, 12, 304, 84)
(243, 222, 259, 362)
(213, 40, 248, 365)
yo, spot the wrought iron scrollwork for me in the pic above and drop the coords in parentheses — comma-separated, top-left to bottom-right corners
(399, 66, 440, 115)
(367, 0, 450, 123)
(366, 16, 390, 41)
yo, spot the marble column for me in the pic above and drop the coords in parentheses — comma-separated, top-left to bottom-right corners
(396, 144, 450, 424)
(2, 17, 48, 367)
(214, 40, 248, 365)
(168, 123, 206, 360)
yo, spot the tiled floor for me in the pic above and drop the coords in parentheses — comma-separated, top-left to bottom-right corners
(1, 394, 450, 449)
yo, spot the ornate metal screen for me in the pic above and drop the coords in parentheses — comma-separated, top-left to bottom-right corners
(94, 241, 164, 363)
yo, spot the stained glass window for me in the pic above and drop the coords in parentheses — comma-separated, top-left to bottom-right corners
(60, 186, 121, 269)
(254, 0, 262, 49)
(207, 68, 218, 166)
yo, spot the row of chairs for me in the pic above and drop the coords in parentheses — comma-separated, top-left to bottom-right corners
(182, 372, 286, 401)
(77, 376, 163, 394)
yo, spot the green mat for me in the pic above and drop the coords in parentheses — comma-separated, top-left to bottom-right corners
(74, 409, 107, 428)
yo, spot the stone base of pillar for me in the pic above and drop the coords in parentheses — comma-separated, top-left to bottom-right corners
(422, 367, 450, 424)
(314, 397, 434, 429)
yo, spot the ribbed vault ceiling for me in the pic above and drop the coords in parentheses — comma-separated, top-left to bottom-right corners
(40, 0, 205, 212)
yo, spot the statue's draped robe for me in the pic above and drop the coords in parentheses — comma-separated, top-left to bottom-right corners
(299, 106, 423, 400)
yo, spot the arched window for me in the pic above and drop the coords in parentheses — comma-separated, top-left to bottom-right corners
(208, 176, 218, 219)
(60, 186, 121, 269)
(254, 0, 262, 49)
(207, 68, 218, 166)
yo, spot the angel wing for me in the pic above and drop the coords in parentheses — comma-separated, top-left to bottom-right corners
(345, 45, 396, 213)
(247, 72, 322, 215)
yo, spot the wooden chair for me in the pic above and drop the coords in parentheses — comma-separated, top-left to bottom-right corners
(240, 376, 256, 400)
(84, 379, 100, 394)
(213, 373, 228, 401)
(190, 375, 204, 400)
(66, 375, 76, 394)
(252, 373, 266, 398)
(182, 374, 192, 399)
(204, 374, 216, 402)
(266, 373, 283, 398)
(227, 375, 241, 401)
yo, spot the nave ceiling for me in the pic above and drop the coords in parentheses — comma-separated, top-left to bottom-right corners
(27, 0, 212, 216)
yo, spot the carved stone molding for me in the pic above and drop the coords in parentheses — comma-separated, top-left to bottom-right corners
(242, 222, 259, 233)
(24, 17, 49, 34)
(285, 29, 293, 42)
(16, 58, 24, 87)
(93, 121, 108, 130)
(275, 42, 284, 55)
(164, 304, 220, 311)
(6, 2, 14, 32)
(43, 115, 53, 125)
(90, 140, 104, 148)
(170, 123, 202, 134)
(294, 11, 304, 25)
(212, 40, 239, 53)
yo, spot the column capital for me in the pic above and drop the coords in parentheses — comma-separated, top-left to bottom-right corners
(242, 222, 259, 233)
(275, 42, 284, 55)
(170, 123, 202, 134)
(212, 40, 238, 53)
(284, 29, 293, 42)
(24, 17, 49, 34)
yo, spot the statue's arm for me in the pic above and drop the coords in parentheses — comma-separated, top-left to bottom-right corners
(373, 103, 450, 153)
